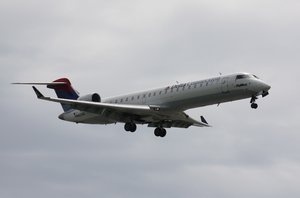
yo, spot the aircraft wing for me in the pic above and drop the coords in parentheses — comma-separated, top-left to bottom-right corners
(32, 86, 210, 128)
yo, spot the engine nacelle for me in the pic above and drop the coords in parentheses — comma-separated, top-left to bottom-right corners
(77, 93, 101, 102)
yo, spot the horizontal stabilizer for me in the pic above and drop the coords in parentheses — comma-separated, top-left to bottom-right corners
(12, 82, 66, 85)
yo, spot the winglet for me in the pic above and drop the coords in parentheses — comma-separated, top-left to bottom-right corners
(32, 86, 44, 98)
(200, 116, 208, 125)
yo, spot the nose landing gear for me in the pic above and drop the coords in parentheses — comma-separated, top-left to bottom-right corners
(250, 96, 258, 109)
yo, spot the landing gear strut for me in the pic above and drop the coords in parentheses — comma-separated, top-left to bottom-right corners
(124, 122, 137, 132)
(154, 127, 167, 137)
(250, 96, 258, 109)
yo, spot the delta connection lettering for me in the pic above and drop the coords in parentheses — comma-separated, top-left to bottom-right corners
(166, 77, 221, 90)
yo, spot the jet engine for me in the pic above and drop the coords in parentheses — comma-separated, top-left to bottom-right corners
(77, 93, 101, 102)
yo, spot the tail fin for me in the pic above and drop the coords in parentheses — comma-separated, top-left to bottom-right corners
(47, 78, 79, 112)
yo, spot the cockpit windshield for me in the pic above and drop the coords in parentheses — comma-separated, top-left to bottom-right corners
(236, 74, 250, 80)
(236, 74, 260, 80)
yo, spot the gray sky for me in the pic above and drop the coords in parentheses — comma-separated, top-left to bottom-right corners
(1, 0, 300, 197)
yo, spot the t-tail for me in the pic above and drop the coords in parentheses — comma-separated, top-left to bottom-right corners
(46, 78, 79, 112)
(12, 78, 79, 112)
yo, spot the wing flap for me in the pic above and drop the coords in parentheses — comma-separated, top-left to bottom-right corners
(147, 112, 211, 128)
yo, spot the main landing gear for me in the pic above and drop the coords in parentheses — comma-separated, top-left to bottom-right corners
(154, 127, 167, 137)
(124, 122, 137, 132)
(124, 123, 167, 137)
(250, 96, 258, 109)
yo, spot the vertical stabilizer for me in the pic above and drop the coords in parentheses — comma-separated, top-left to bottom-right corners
(47, 78, 79, 112)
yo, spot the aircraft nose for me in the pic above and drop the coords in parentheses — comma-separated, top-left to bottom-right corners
(263, 83, 271, 91)
(259, 82, 271, 97)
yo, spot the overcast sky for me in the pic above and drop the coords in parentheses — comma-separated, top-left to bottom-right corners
(1, 0, 300, 197)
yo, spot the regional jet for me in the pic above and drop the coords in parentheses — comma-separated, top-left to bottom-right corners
(13, 73, 271, 137)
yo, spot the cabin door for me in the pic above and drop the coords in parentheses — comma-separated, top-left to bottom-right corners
(221, 77, 229, 93)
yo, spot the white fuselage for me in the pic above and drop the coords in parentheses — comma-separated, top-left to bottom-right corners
(104, 73, 268, 109)
(60, 73, 270, 124)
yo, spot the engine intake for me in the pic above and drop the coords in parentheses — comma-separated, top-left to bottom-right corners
(78, 93, 101, 102)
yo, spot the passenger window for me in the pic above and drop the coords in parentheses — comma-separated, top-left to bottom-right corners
(148, 93, 151, 97)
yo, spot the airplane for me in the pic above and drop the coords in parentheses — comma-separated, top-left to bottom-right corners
(13, 72, 271, 137)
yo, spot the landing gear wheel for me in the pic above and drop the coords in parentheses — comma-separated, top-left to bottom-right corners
(154, 128, 160, 137)
(160, 128, 167, 137)
(124, 123, 137, 132)
(250, 96, 259, 109)
(130, 124, 137, 132)
(251, 103, 258, 109)
(154, 127, 167, 137)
